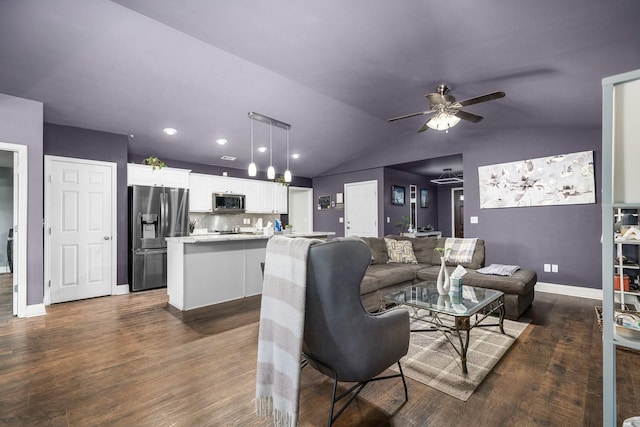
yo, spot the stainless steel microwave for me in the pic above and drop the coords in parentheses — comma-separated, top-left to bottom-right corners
(212, 193, 246, 213)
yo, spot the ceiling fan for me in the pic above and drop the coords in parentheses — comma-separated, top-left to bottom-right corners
(387, 84, 505, 132)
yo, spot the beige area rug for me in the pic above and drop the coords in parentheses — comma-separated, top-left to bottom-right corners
(392, 311, 530, 401)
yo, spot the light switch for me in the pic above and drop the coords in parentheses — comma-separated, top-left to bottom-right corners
(470, 216, 478, 224)
(387, 217, 390, 223)
(339, 217, 344, 223)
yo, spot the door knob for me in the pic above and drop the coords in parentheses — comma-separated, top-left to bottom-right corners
(104, 236, 111, 240)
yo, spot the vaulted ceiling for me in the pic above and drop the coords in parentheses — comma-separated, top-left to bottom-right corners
(1, 1, 639, 178)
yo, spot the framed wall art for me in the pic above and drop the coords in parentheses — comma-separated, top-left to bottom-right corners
(318, 195, 331, 210)
(478, 150, 595, 209)
(420, 188, 429, 208)
(391, 185, 405, 206)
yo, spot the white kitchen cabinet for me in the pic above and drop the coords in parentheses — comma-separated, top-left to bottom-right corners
(244, 179, 263, 213)
(127, 164, 190, 188)
(186, 172, 289, 214)
(189, 173, 213, 212)
(208, 175, 228, 193)
(273, 184, 288, 213)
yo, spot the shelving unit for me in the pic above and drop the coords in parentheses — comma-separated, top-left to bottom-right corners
(602, 69, 640, 426)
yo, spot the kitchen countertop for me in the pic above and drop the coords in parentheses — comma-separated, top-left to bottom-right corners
(166, 231, 335, 244)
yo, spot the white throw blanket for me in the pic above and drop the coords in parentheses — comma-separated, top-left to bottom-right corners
(445, 237, 478, 263)
(255, 236, 320, 427)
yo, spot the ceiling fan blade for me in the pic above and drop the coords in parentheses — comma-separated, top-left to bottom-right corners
(417, 120, 431, 133)
(455, 109, 484, 123)
(387, 110, 432, 122)
(456, 91, 505, 107)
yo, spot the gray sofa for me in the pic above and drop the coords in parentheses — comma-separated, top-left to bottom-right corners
(358, 236, 537, 320)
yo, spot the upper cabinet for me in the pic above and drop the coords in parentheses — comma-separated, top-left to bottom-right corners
(188, 173, 288, 213)
(127, 164, 190, 189)
(189, 173, 213, 212)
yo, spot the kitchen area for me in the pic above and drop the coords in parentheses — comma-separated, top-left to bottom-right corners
(128, 163, 332, 311)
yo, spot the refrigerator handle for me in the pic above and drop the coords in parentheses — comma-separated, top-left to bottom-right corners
(160, 191, 166, 238)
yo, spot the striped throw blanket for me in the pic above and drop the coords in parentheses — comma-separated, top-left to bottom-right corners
(445, 237, 478, 263)
(255, 236, 321, 427)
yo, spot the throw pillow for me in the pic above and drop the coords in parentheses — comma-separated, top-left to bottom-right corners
(384, 238, 418, 264)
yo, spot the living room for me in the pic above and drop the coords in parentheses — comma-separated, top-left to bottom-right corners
(1, 1, 640, 425)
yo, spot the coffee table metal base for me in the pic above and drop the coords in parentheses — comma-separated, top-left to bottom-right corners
(406, 296, 505, 374)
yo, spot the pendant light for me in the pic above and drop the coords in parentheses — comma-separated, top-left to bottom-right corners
(284, 127, 292, 183)
(248, 116, 257, 177)
(267, 122, 275, 180)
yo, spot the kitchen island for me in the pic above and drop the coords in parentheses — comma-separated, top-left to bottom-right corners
(165, 232, 334, 310)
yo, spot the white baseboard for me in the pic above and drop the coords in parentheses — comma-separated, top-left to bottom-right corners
(25, 303, 46, 317)
(113, 283, 130, 296)
(536, 281, 602, 301)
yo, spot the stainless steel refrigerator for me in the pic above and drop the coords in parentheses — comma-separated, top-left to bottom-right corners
(129, 185, 189, 291)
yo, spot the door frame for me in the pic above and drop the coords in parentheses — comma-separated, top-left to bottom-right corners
(451, 187, 464, 238)
(44, 155, 118, 305)
(0, 142, 27, 318)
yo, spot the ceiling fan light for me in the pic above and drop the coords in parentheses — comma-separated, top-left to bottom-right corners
(267, 165, 275, 180)
(426, 112, 461, 131)
(284, 169, 292, 182)
(248, 162, 257, 177)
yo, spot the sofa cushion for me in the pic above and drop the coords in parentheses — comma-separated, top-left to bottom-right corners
(384, 238, 418, 264)
(360, 237, 389, 265)
(394, 235, 437, 264)
(365, 264, 416, 289)
(429, 237, 485, 269)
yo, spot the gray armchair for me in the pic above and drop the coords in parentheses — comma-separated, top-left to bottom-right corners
(303, 239, 410, 426)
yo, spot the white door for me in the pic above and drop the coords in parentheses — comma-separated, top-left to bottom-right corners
(288, 187, 313, 233)
(46, 157, 115, 303)
(344, 180, 378, 237)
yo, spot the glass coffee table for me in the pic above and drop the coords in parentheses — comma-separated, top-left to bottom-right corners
(383, 281, 505, 374)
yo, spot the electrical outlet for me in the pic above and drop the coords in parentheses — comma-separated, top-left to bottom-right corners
(544, 264, 551, 272)
(339, 217, 344, 223)
(470, 216, 478, 224)
(552, 264, 558, 273)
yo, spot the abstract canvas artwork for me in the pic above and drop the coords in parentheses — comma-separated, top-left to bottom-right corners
(478, 150, 595, 209)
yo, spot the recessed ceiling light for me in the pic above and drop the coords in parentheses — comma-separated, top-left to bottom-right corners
(221, 155, 236, 161)
(291, 153, 300, 159)
(163, 127, 177, 136)
(257, 146, 267, 153)
(216, 138, 228, 145)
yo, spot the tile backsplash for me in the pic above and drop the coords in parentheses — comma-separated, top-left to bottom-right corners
(189, 212, 282, 233)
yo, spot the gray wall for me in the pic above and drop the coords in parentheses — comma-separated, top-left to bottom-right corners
(314, 126, 601, 289)
(382, 168, 439, 235)
(0, 93, 44, 306)
(44, 123, 129, 285)
(312, 168, 385, 237)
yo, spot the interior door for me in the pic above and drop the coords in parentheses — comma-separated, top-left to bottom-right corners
(345, 180, 378, 237)
(452, 188, 464, 238)
(47, 157, 114, 303)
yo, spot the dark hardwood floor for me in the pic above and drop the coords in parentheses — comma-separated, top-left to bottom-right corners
(0, 289, 636, 426)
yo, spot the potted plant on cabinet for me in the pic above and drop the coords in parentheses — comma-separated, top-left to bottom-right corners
(141, 156, 166, 170)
